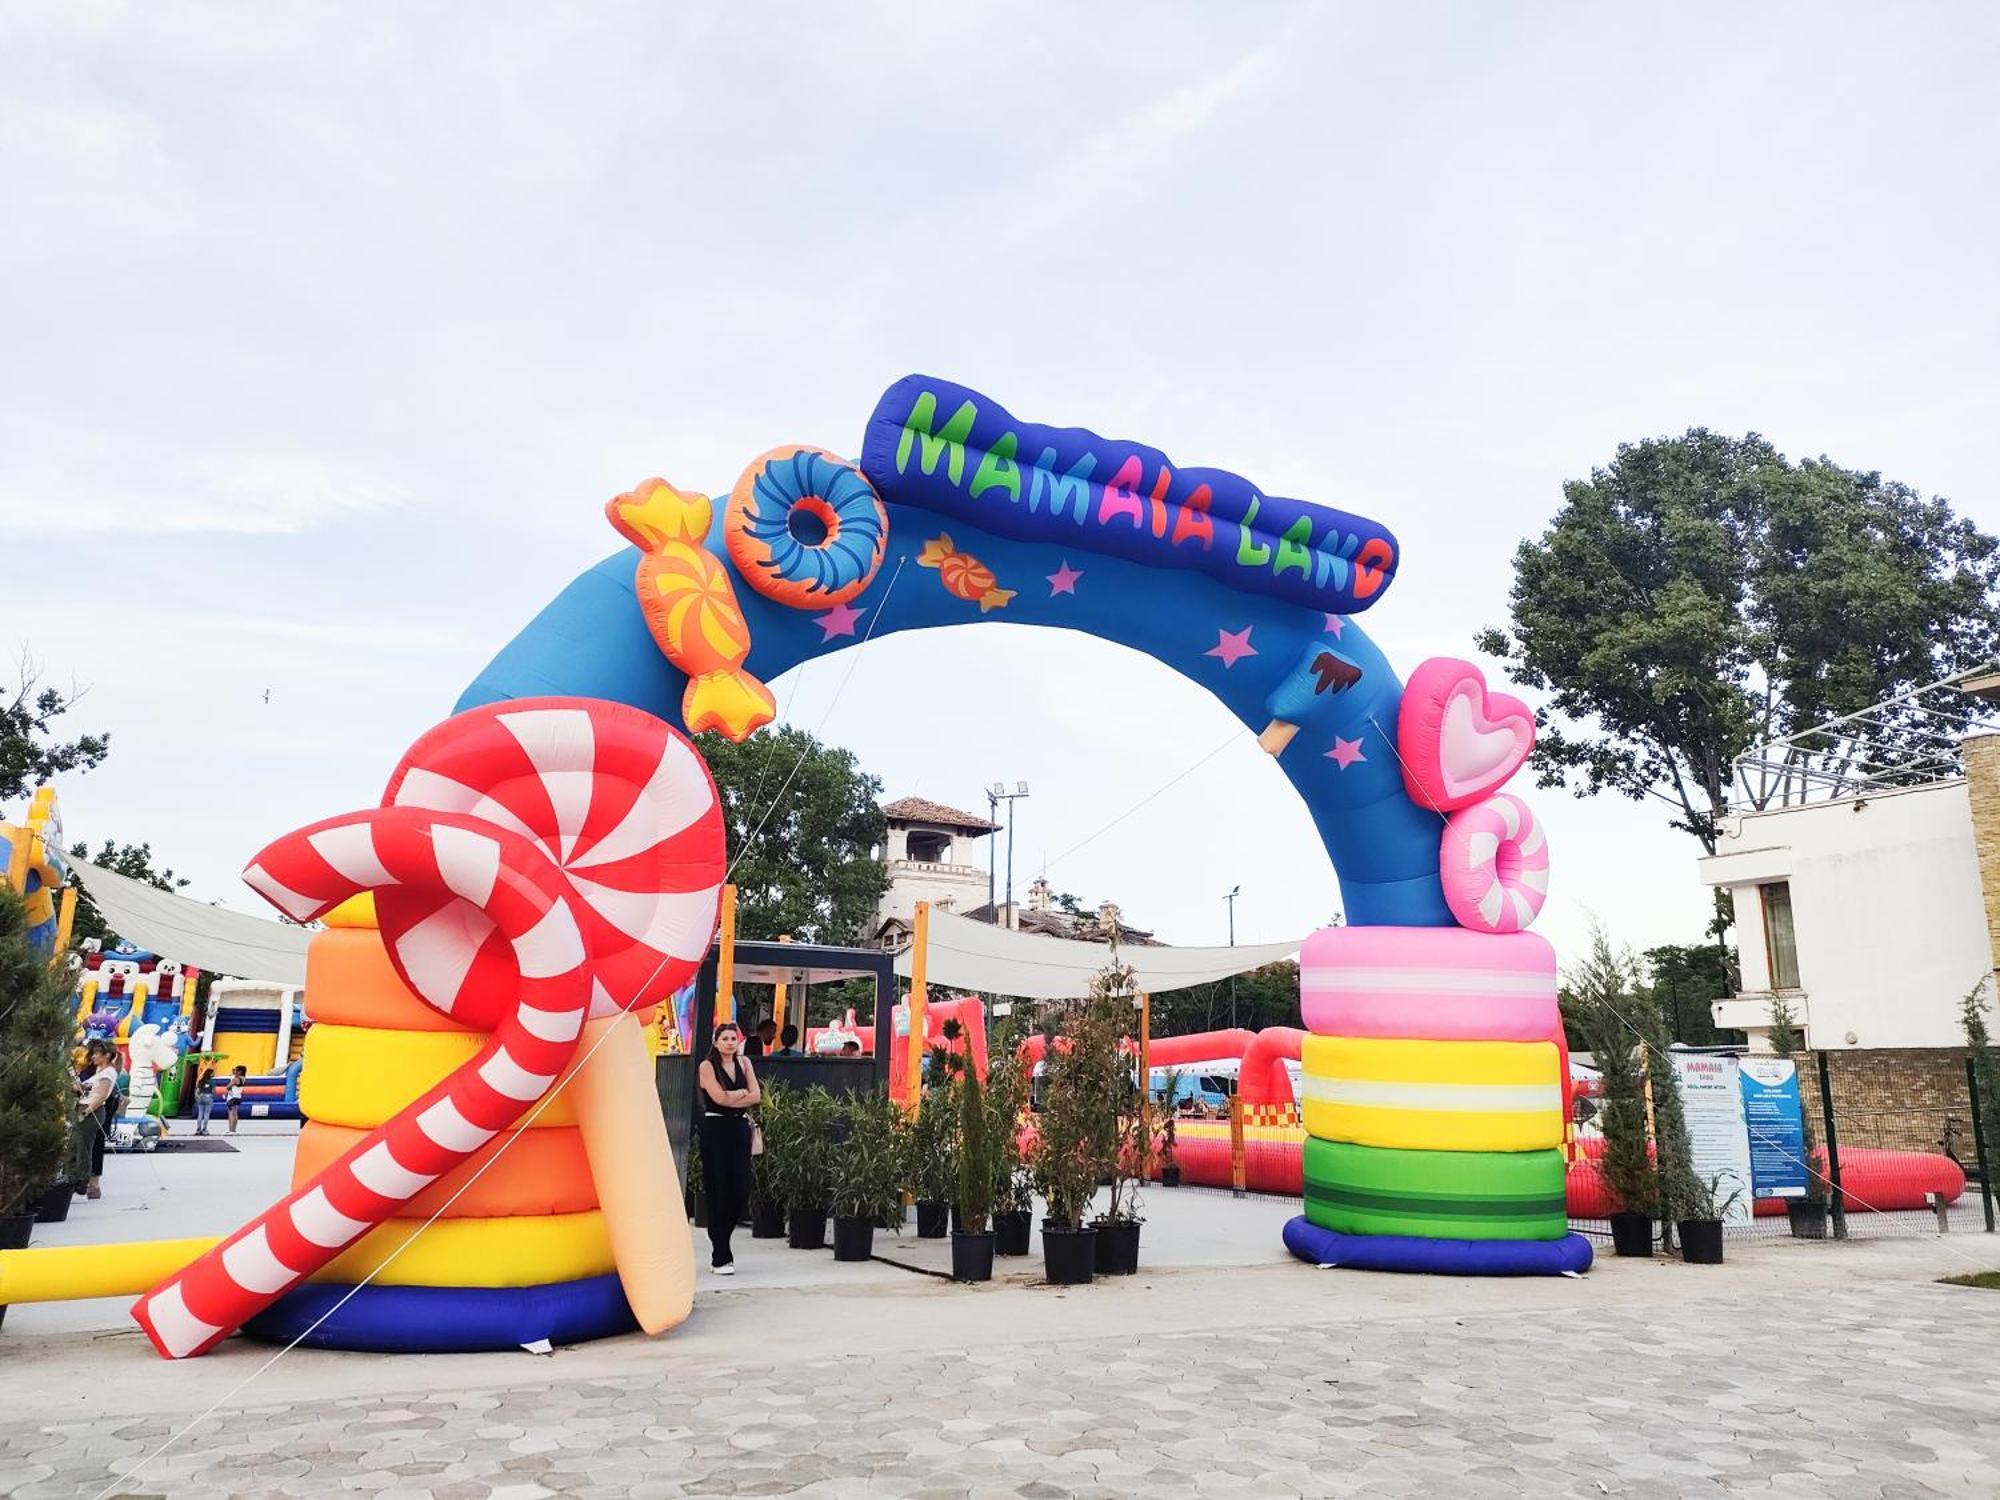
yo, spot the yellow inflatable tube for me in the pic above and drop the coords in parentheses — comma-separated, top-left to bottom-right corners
(1, 1211, 614, 1305)
(301, 1023, 580, 1129)
(1300, 1035, 1564, 1153)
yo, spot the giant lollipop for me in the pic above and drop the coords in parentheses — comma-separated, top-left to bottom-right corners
(132, 699, 725, 1359)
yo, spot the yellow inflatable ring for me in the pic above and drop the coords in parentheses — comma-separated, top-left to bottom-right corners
(293, 1122, 599, 1219)
(304, 926, 478, 1033)
(1300, 1035, 1562, 1153)
(318, 1210, 614, 1288)
(300, 1024, 579, 1130)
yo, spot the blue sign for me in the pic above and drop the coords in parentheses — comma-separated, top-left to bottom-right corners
(860, 376, 1401, 616)
(1739, 1057, 1808, 1199)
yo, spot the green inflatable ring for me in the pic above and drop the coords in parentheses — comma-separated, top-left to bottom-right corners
(1302, 1138, 1568, 1242)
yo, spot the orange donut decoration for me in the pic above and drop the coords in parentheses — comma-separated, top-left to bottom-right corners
(725, 446, 888, 610)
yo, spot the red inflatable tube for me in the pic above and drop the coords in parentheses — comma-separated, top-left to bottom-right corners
(1565, 1138, 1965, 1217)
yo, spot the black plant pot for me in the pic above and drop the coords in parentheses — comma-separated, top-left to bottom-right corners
(1094, 1219, 1141, 1275)
(915, 1200, 949, 1238)
(1679, 1219, 1725, 1265)
(1608, 1211, 1654, 1258)
(751, 1196, 787, 1239)
(787, 1207, 829, 1250)
(1786, 1199, 1828, 1240)
(951, 1230, 996, 1283)
(832, 1214, 876, 1262)
(994, 1208, 1032, 1257)
(0, 1214, 32, 1331)
(687, 1189, 708, 1228)
(33, 1182, 75, 1223)
(1161, 1165, 1183, 1188)
(1041, 1222, 1096, 1285)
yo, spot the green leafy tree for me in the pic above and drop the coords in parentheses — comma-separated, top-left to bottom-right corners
(1, 657, 109, 805)
(65, 841, 190, 950)
(1477, 432, 2000, 856)
(694, 726, 889, 944)
(1644, 942, 1743, 1047)
(1153, 960, 1301, 1036)
(0, 886, 77, 1216)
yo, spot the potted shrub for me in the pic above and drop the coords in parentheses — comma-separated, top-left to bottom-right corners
(1772, 996, 1829, 1238)
(1645, 1031, 1735, 1265)
(1565, 932, 1657, 1257)
(1156, 1066, 1184, 1187)
(1092, 950, 1147, 1275)
(749, 1084, 788, 1238)
(682, 1132, 707, 1228)
(950, 1062, 999, 1282)
(830, 1089, 902, 1262)
(765, 1083, 834, 1249)
(1034, 965, 1124, 1284)
(984, 1013, 1035, 1256)
(911, 1072, 958, 1238)
(0, 886, 76, 1327)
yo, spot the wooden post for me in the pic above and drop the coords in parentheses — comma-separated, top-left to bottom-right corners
(771, 933, 793, 1039)
(52, 885, 78, 957)
(1229, 1093, 1247, 1197)
(906, 901, 930, 1110)
(1138, 989, 1152, 1178)
(715, 884, 738, 1026)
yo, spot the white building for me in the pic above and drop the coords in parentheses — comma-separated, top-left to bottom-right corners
(1700, 777, 1992, 1050)
(873, 796, 996, 948)
(1699, 668, 2000, 1054)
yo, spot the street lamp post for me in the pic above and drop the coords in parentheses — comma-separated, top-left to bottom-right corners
(988, 781, 1030, 927)
(1225, 885, 1240, 1030)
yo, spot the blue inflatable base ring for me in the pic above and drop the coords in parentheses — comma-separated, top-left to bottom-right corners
(243, 1272, 638, 1353)
(1283, 1215, 1593, 1276)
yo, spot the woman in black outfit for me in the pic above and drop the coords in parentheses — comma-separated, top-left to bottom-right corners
(697, 1021, 759, 1275)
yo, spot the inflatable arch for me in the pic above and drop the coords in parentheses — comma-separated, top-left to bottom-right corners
(464, 375, 1588, 1277)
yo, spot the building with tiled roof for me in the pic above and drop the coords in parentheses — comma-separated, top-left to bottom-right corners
(873, 794, 997, 947)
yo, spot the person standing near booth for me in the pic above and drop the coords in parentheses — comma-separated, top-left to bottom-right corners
(697, 1021, 760, 1275)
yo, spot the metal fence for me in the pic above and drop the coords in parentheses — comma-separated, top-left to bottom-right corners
(1570, 1048, 1998, 1248)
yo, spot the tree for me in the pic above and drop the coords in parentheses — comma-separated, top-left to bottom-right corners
(1477, 432, 2000, 855)
(1643, 942, 1743, 1047)
(66, 841, 189, 951)
(0, 885, 77, 1217)
(1, 656, 110, 805)
(1153, 960, 1300, 1036)
(1561, 930, 1657, 1218)
(693, 726, 888, 945)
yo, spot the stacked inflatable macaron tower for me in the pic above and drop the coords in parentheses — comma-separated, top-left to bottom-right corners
(1281, 658, 1593, 1275)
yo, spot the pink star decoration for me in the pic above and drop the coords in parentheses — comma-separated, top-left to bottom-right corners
(1323, 613, 1347, 637)
(816, 602, 864, 640)
(1047, 561, 1083, 596)
(1326, 736, 1366, 769)
(1206, 626, 1257, 668)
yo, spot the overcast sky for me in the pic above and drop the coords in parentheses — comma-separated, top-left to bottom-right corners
(5, 3, 1997, 971)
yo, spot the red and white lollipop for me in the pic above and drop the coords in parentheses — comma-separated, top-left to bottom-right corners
(130, 699, 725, 1360)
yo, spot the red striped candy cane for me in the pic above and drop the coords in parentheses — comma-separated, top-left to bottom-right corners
(130, 807, 592, 1360)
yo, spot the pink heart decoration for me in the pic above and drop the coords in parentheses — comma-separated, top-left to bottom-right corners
(1395, 657, 1535, 812)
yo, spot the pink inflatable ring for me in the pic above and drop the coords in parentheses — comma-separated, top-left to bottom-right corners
(1440, 793, 1548, 934)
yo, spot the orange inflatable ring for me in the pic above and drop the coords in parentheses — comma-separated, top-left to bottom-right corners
(299, 1023, 580, 1129)
(293, 1122, 600, 1219)
(305, 925, 475, 1033)
(725, 445, 888, 609)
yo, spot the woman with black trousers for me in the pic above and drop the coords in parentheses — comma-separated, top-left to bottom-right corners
(697, 1021, 759, 1276)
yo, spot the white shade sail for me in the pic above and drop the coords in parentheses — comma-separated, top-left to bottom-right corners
(892, 908, 1298, 1000)
(69, 856, 312, 986)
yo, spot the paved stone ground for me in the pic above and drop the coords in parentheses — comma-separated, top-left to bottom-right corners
(6, 1278, 2000, 1499)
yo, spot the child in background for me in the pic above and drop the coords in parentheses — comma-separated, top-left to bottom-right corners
(194, 1061, 216, 1135)
(226, 1065, 247, 1134)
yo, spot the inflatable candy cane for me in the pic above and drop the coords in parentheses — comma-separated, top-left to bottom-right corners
(133, 699, 724, 1359)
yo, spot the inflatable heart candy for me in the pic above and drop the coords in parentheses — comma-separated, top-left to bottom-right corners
(1395, 658, 1534, 812)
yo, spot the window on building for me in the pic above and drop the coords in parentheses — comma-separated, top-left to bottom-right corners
(1760, 881, 1800, 990)
(906, 831, 949, 863)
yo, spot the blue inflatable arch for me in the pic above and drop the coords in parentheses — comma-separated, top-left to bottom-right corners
(460, 376, 1450, 928)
